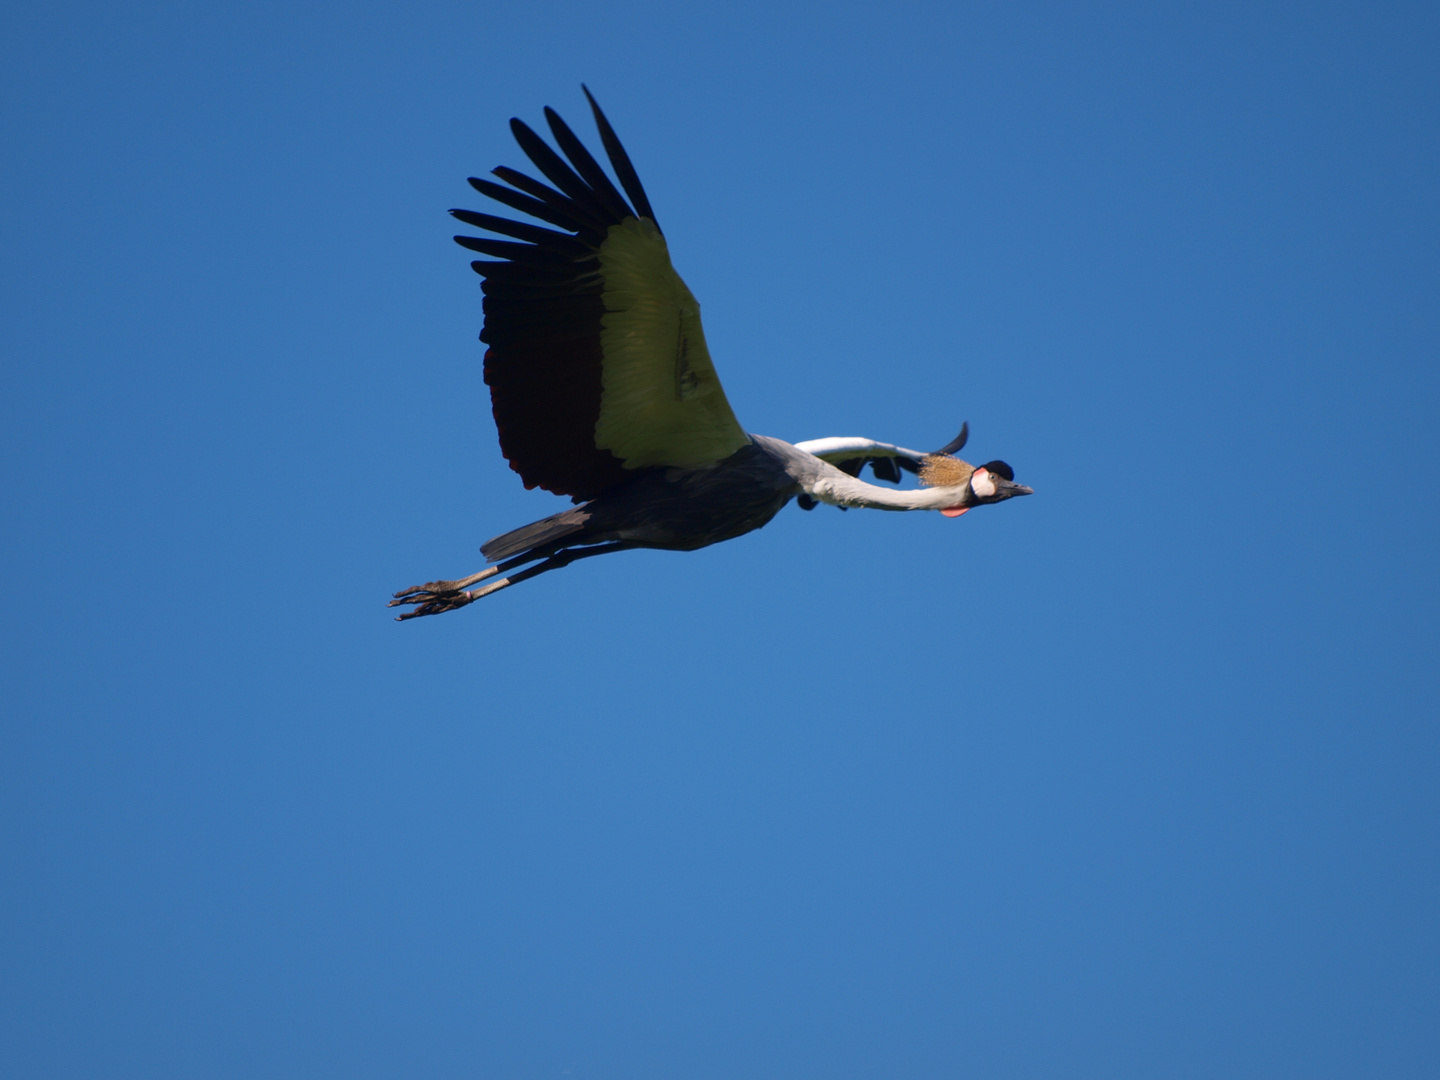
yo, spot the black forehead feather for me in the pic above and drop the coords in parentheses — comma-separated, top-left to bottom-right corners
(981, 460, 1015, 481)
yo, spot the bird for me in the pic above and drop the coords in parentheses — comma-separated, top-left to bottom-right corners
(390, 88, 1033, 620)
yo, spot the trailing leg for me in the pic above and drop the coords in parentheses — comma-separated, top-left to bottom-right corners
(388, 541, 640, 620)
(388, 547, 541, 620)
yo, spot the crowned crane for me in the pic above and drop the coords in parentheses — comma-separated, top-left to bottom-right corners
(390, 89, 1032, 620)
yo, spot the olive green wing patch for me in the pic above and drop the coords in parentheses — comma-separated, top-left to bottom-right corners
(595, 217, 749, 470)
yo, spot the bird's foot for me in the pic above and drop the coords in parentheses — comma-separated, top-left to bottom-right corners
(387, 566, 509, 620)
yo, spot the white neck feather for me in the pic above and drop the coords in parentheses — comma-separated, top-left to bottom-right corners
(803, 468, 965, 512)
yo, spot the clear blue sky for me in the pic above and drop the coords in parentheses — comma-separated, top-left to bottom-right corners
(3, 1, 1437, 1077)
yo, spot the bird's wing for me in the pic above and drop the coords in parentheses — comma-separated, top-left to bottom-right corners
(456, 88, 749, 501)
(793, 424, 968, 483)
(792, 436, 930, 483)
(790, 429, 967, 509)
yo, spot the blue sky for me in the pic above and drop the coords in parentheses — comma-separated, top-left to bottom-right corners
(3, 1, 1437, 1077)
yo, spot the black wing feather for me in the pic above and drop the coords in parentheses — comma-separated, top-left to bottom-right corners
(934, 423, 969, 456)
(456, 92, 659, 500)
(544, 107, 636, 223)
(490, 167, 611, 237)
(583, 85, 658, 227)
(466, 176, 603, 242)
(452, 237, 591, 274)
(508, 119, 611, 220)
(450, 208, 585, 251)
(869, 457, 902, 483)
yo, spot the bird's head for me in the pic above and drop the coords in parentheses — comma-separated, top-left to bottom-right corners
(968, 460, 1034, 503)
(919, 453, 1033, 517)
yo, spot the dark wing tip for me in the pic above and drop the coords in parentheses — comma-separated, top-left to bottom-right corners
(542, 104, 634, 222)
(869, 457, 902, 484)
(934, 422, 969, 456)
(580, 85, 659, 228)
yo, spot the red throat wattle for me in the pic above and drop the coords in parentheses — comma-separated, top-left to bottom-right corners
(941, 507, 969, 518)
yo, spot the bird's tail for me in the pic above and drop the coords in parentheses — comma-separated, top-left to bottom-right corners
(391, 503, 618, 620)
(480, 505, 594, 563)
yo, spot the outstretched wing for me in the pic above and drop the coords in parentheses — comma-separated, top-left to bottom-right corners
(456, 88, 749, 501)
(792, 436, 929, 484)
(791, 429, 967, 510)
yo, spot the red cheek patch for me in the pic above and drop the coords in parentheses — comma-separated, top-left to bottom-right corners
(941, 507, 969, 518)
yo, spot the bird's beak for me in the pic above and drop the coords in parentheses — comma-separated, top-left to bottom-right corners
(998, 480, 1034, 498)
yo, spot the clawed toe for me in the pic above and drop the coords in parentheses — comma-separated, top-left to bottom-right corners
(391, 579, 459, 602)
(387, 566, 505, 620)
(389, 588, 475, 620)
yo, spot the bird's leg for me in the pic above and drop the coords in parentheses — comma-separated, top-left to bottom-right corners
(388, 542, 639, 620)
(388, 565, 509, 620)
(389, 544, 566, 619)
(486, 541, 639, 594)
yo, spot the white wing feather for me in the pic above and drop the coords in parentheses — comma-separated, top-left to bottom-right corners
(791, 436, 929, 466)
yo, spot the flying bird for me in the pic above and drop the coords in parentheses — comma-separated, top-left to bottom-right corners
(390, 89, 1032, 620)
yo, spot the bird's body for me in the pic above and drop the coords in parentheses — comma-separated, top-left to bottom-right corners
(484, 436, 802, 562)
(391, 91, 1032, 619)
